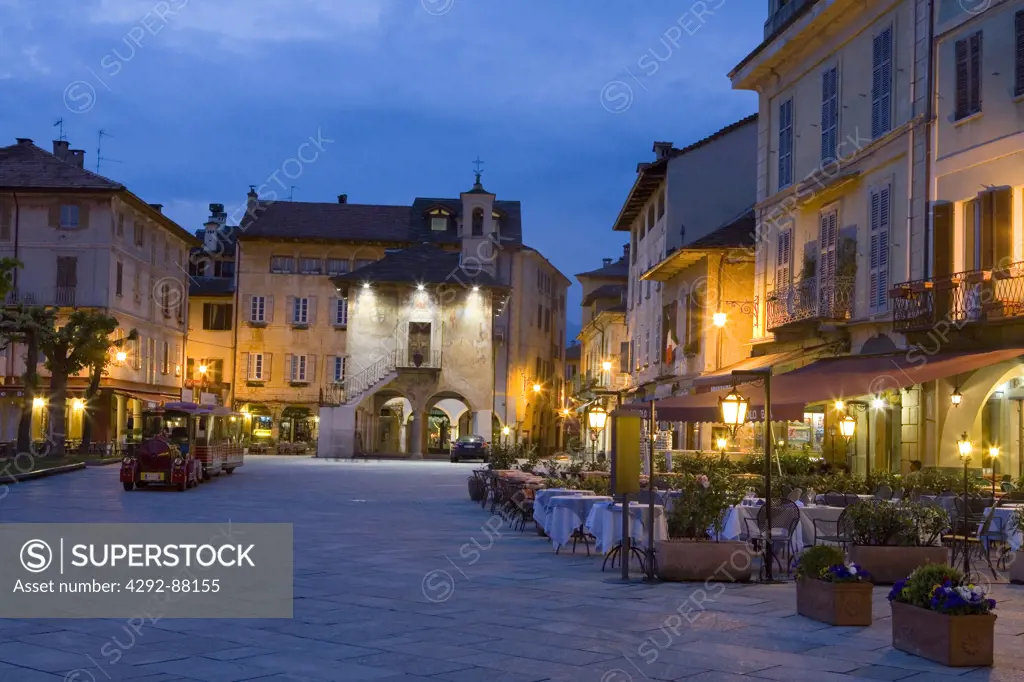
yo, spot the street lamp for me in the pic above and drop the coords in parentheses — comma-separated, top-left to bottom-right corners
(716, 436, 728, 462)
(532, 383, 542, 394)
(712, 312, 727, 328)
(834, 399, 845, 412)
(116, 351, 127, 363)
(950, 388, 963, 407)
(587, 406, 608, 459)
(719, 389, 748, 438)
(957, 432, 973, 574)
(601, 360, 612, 372)
(838, 414, 856, 441)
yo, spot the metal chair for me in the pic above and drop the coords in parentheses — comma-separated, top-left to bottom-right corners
(1002, 481, 1017, 493)
(891, 488, 904, 501)
(873, 485, 892, 500)
(787, 488, 803, 503)
(843, 492, 861, 507)
(823, 491, 844, 507)
(812, 507, 853, 549)
(744, 499, 801, 578)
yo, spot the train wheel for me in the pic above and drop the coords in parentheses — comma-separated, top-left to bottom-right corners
(122, 482, 134, 491)
(177, 480, 187, 492)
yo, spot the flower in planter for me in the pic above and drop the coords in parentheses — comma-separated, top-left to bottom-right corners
(928, 581, 996, 615)
(820, 562, 871, 583)
(888, 578, 909, 602)
(696, 474, 710, 489)
(888, 564, 996, 615)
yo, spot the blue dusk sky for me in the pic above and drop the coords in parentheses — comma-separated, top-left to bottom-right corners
(0, 0, 762, 335)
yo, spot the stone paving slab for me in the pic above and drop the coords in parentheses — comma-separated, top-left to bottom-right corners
(0, 457, 1022, 681)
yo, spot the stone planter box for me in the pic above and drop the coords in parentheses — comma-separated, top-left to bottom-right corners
(796, 578, 872, 626)
(891, 600, 995, 667)
(848, 545, 948, 585)
(656, 540, 753, 582)
(1009, 551, 1024, 584)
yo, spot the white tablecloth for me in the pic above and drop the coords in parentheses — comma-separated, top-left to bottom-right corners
(982, 506, 1024, 550)
(547, 496, 613, 550)
(534, 489, 595, 532)
(584, 502, 668, 555)
(719, 505, 844, 553)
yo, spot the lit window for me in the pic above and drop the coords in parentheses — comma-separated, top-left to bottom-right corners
(251, 296, 266, 323)
(431, 216, 448, 231)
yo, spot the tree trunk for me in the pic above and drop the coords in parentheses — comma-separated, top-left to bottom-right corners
(47, 370, 68, 457)
(80, 361, 103, 449)
(16, 334, 38, 455)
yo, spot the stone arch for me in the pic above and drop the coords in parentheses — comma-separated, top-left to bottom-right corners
(426, 391, 476, 452)
(938, 358, 1024, 467)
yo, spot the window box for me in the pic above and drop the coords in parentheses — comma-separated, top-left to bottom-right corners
(246, 381, 265, 387)
(291, 322, 309, 329)
(249, 319, 268, 328)
(289, 381, 309, 387)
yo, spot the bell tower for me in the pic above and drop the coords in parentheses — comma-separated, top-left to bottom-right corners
(460, 158, 497, 277)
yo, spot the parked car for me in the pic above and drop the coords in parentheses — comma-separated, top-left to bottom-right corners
(450, 435, 489, 463)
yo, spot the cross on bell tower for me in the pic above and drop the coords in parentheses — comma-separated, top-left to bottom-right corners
(472, 156, 485, 188)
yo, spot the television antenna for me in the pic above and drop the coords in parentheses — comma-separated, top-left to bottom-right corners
(288, 186, 298, 201)
(96, 129, 122, 173)
(53, 118, 67, 142)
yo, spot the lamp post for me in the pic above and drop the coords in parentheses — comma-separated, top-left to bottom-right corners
(716, 436, 728, 463)
(838, 413, 856, 475)
(720, 379, 781, 582)
(989, 445, 1000, 499)
(588, 405, 608, 460)
(957, 432, 973, 575)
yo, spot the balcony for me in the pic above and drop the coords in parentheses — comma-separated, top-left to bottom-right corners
(4, 287, 100, 308)
(396, 349, 442, 370)
(767, 277, 854, 331)
(892, 263, 1024, 332)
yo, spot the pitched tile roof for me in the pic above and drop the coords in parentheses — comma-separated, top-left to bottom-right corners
(581, 283, 626, 307)
(686, 207, 756, 249)
(565, 344, 581, 361)
(0, 140, 122, 190)
(330, 242, 507, 289)
(239, 196, 523, 246)
(577, 256, 629, 280)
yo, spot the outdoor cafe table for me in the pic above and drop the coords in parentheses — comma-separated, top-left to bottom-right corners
(983, 505, 1024, 551)
(814, 493, 874, 505)
(585, 501, 668, 555)
(719, 503, 843, 553)
(534, 489, 595, 532)
(548, 495, 614, 550)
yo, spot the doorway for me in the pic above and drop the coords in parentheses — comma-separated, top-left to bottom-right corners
(408, 322, 431, 366)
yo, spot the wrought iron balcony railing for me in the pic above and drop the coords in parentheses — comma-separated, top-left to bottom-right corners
(766, 276, 854, 331)
(891, 262, 1024, 332)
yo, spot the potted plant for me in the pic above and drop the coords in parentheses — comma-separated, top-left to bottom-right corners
(888, 564, 996, 666)
(657, 470, 751, 582)
(846, 501, 949, 584)
(794, 545, 873, 625)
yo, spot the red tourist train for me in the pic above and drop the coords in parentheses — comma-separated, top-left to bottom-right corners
(120, 402, 244, 492)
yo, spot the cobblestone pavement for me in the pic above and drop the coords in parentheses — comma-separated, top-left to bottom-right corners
(0, 456, 1022, 681)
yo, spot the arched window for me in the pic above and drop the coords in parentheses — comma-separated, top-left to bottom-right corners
(471, 208, 484, 236)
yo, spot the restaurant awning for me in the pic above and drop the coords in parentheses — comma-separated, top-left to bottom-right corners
(693, 348, 818, 391)
(615, 348, 1024, 423)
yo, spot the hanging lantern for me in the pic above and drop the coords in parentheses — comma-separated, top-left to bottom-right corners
(838, 414, 856, 441)
(719, 389, 748, 437)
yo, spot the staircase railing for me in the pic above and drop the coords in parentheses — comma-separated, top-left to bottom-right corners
(318, 348, 445, 407)
(344, 352, 398, 401)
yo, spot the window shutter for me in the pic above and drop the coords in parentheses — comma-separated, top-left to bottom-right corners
(932, 202, 954, 277)
(965, 198, 978, 270)
(308, 296, 317, 325)
(285, 354, 294, 381)
(969, 32, 982, 115)
(47, 205, 59, 229)
(992, 187, 1013, 269)
(619, 342, 629, 373)
(265, 296, 274, 323)
(327, 355, 336, 382)
(955, 39, 969, 119)
(243, 295, 252, 322)
(0, 199, 9, 242)
(869, 186, 891, 312)
(980, 191, 994, 270)
(78, 204, 90, 229)
(872, 28, 892, 138)
(328, 297, 337, 324)
(286, 296, 295, 323)
(775, 228, 792, 289)
(308, 355, 317, 383)
(821, 67, 838, 162)
(1016, 11, 1024, 97)
(241, 352, 249, 380)
(264, 353, 272, 382)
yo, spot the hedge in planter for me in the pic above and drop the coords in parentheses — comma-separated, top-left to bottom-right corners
(794, 545, 873, 626)
(888, 564, 995, 667)
(846, 500, 949, 584)
(658, 471, 751, 582)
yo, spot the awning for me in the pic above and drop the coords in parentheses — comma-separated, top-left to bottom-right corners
(615, 348, 1024, 423)
(694, 348, 817, 391)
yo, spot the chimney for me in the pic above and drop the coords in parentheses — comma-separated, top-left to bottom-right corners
(602, 258, 613, 266)
(68, 150, 85, 168)
(652, 141, 674, 160)
(53, 140, 70, 161)
(246, 186, 258, 214)
(622, 243, 630, 260)
(636, 162, 651, 174)
(149, 204, 163, 214)
(15, 138, 32, 145)
(338, 194, 348, 204)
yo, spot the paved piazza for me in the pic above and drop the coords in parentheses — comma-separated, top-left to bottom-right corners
(2, 457, 1024, 681)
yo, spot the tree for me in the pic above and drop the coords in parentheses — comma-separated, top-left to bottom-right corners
(79, 328, 137, 449)
(38, 310, 122, 457)
(0, 305, 57, 455)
